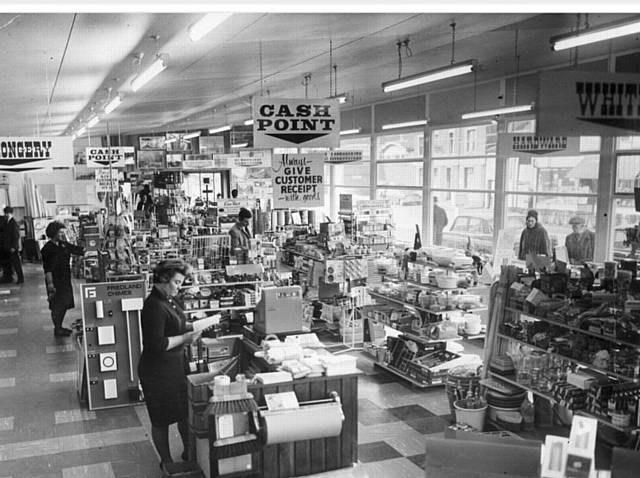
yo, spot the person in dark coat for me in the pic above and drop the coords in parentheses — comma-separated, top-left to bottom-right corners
(0, 211, 9, 282)
(229, 207, 252, 252)
(565, 216, 595, 265)
(138, 259, 201, 470)
(41, 221, 85, 336)
(518, 209, 551, 260)
(1, 207, 24, 284)
(433, 197, 448, 245)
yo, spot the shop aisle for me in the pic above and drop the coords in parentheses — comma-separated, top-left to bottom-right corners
(0, 264, 467, 478)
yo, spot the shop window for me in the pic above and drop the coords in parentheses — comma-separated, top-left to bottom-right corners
(376, 188, 422, 244)
(614, 155, 640, 194)
(376, 132, 424, 160)
(431, 158, 496, 191)
(506, 119, 536, 133)
(506, 155, 599, 195)
(611, 198, 640, 260)
(334, 162, 370, 187)
(333, 187, 370, 211)
(377, 162, 423, 187)
(432, 124, 496, 158)
(465, 128, 476, 153)
(580, 136, 601, 152)
(339, 137, 371, 162)
(616, 136, 640, 151)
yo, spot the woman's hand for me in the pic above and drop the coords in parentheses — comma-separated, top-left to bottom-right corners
(182, 330, 202, 345)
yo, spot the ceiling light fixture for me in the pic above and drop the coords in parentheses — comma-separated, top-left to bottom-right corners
(131, 57, 166, 92)
(104, 95, 122, 115)
(381, 120, 427, 130)
(188, 13, 232, 42)
(164, 137, 177, 145)
(382, 23, 475, 93)
(231, 142, 248, 149)
(243, 119, 254, 126)
(339, 128, 361, 135)
(87, 116, 100, 128)
(461, 104, 534, 120)
(550, 16, 640, 51)
(382, 60, 476, 93)
(209, 125, 231, 134)
(329, 94, 348, 104)
(76, 126, 86, 136)
(71, 134, 77, 141)
(183, 131, 201, 140)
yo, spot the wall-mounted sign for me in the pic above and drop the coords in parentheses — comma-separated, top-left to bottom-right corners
(85, 146, 134, 168)
(497, 134, 581, 157)
(95, 169, 120, 193)
(537, 70, 640, 136)
(253, 98, 340, 148)
(0, 136, 73, 172)
(235, 149, 270, 167)
(272, 153, 324, 208)
(325, 150, 363, 164)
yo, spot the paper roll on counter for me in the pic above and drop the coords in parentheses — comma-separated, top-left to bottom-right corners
(260, 401, 344, 445)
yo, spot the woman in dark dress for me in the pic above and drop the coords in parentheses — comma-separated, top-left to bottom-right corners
(41, 221, 85, 337)
(518, 209, 551, 260)
(138, 259, 201, 470)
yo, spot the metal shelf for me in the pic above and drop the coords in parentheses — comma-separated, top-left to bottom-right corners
(505, 306, 640, 350)
(183, 305, 255, 315)
(373, 361, 443, 389)
(180, 281, 261, 290)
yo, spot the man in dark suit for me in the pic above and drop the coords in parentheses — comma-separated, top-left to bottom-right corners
(1, 207, 23, 284)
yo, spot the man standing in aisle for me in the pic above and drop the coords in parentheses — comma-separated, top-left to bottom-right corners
(229, 208, 252, 261)
(565, 216, 595, 265)
(1, 207, 23, 284)
(433, 197, 448, 246)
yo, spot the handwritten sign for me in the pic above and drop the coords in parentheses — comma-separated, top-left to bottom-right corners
(272, 153, 324, 208)
(95, 169, 120, 193)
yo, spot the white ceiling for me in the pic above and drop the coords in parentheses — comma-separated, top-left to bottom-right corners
(0, 11, 638, 138)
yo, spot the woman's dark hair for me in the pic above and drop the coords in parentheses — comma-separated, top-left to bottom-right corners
(238, 207, 252, 220)
(45, 221, 66, 239)
(152, 259, 190, 284)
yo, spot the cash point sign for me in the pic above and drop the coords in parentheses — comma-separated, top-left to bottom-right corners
(85, 146, 134, 168)
(253, 97, 340, 148)
(537, 70, 640, 136)
(0, 136, 73, 172)
(272, 153, 324, 208)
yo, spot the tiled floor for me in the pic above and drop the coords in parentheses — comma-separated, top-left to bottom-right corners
(0, 263, 485, 478)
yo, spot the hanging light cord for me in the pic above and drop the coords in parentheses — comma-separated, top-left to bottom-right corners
(329, 39, 333, 96)
(514, 29, 520, 106)
(396, 41, 402, 78)
(450, 22, 456, 64)
(259, 41, 264, 96)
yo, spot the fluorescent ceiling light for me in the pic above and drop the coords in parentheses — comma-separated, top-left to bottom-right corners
(551, 17, 640, 51)
(328, 94, 347, 104)
(131, 57, 166, 92)
(243, 119, 254, 126)
(231, 142, 248, 149)
(183, 131, 201, 140)
(87, 116, 100, 128)
(104, 95, 121, 115)
(71, 134, 76, 141)
(381, 120, 427, 130)
(209, 125, 231, 134)
(461, 104, 534, 120)
(339, 128, 361, 135)
(188, 13, 232, 42)
(76, 126, 86, 136)
(382, 60, 476, 93)
(164, 137, 177, 145)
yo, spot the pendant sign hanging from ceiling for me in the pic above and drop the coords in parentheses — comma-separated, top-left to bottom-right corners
(497, 134, 581, 156)
(0, 136, 73, 172)
(324, 150, 363, 164)
(537, 69, 640, 136)
(85, 146, 135, 168)
(253, 97, 340, 148)
(272, 153, 324, 208)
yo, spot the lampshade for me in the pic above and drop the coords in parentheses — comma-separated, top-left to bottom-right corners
(382, 60, 476, 93)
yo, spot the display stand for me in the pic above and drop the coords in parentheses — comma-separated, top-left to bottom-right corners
(79, 280, 146, 410)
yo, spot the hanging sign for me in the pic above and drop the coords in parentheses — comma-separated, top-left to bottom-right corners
(183, 154, 214, 170)
(537, 69, 640, 136)
(325, 150, 363, 164)
(272, 153, 324, 208)
(85, 146, 134, 168)
(0, 136, 73, 172)
(253, 97, 340, 148)
(235, 149, 271, 167)
(94, 169, 120, 193)
(497, 134, 581, 156)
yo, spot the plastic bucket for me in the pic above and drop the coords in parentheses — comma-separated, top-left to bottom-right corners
(445, 374, 481, 420)
(453, 399, 487, 431)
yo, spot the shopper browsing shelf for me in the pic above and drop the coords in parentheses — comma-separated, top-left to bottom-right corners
(229, 207, 253, 252)
(40, 221, 85, 337)
(137, 259, 201, 470)
(518, 209, 551, 260)
(565, 216, 595, 265)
